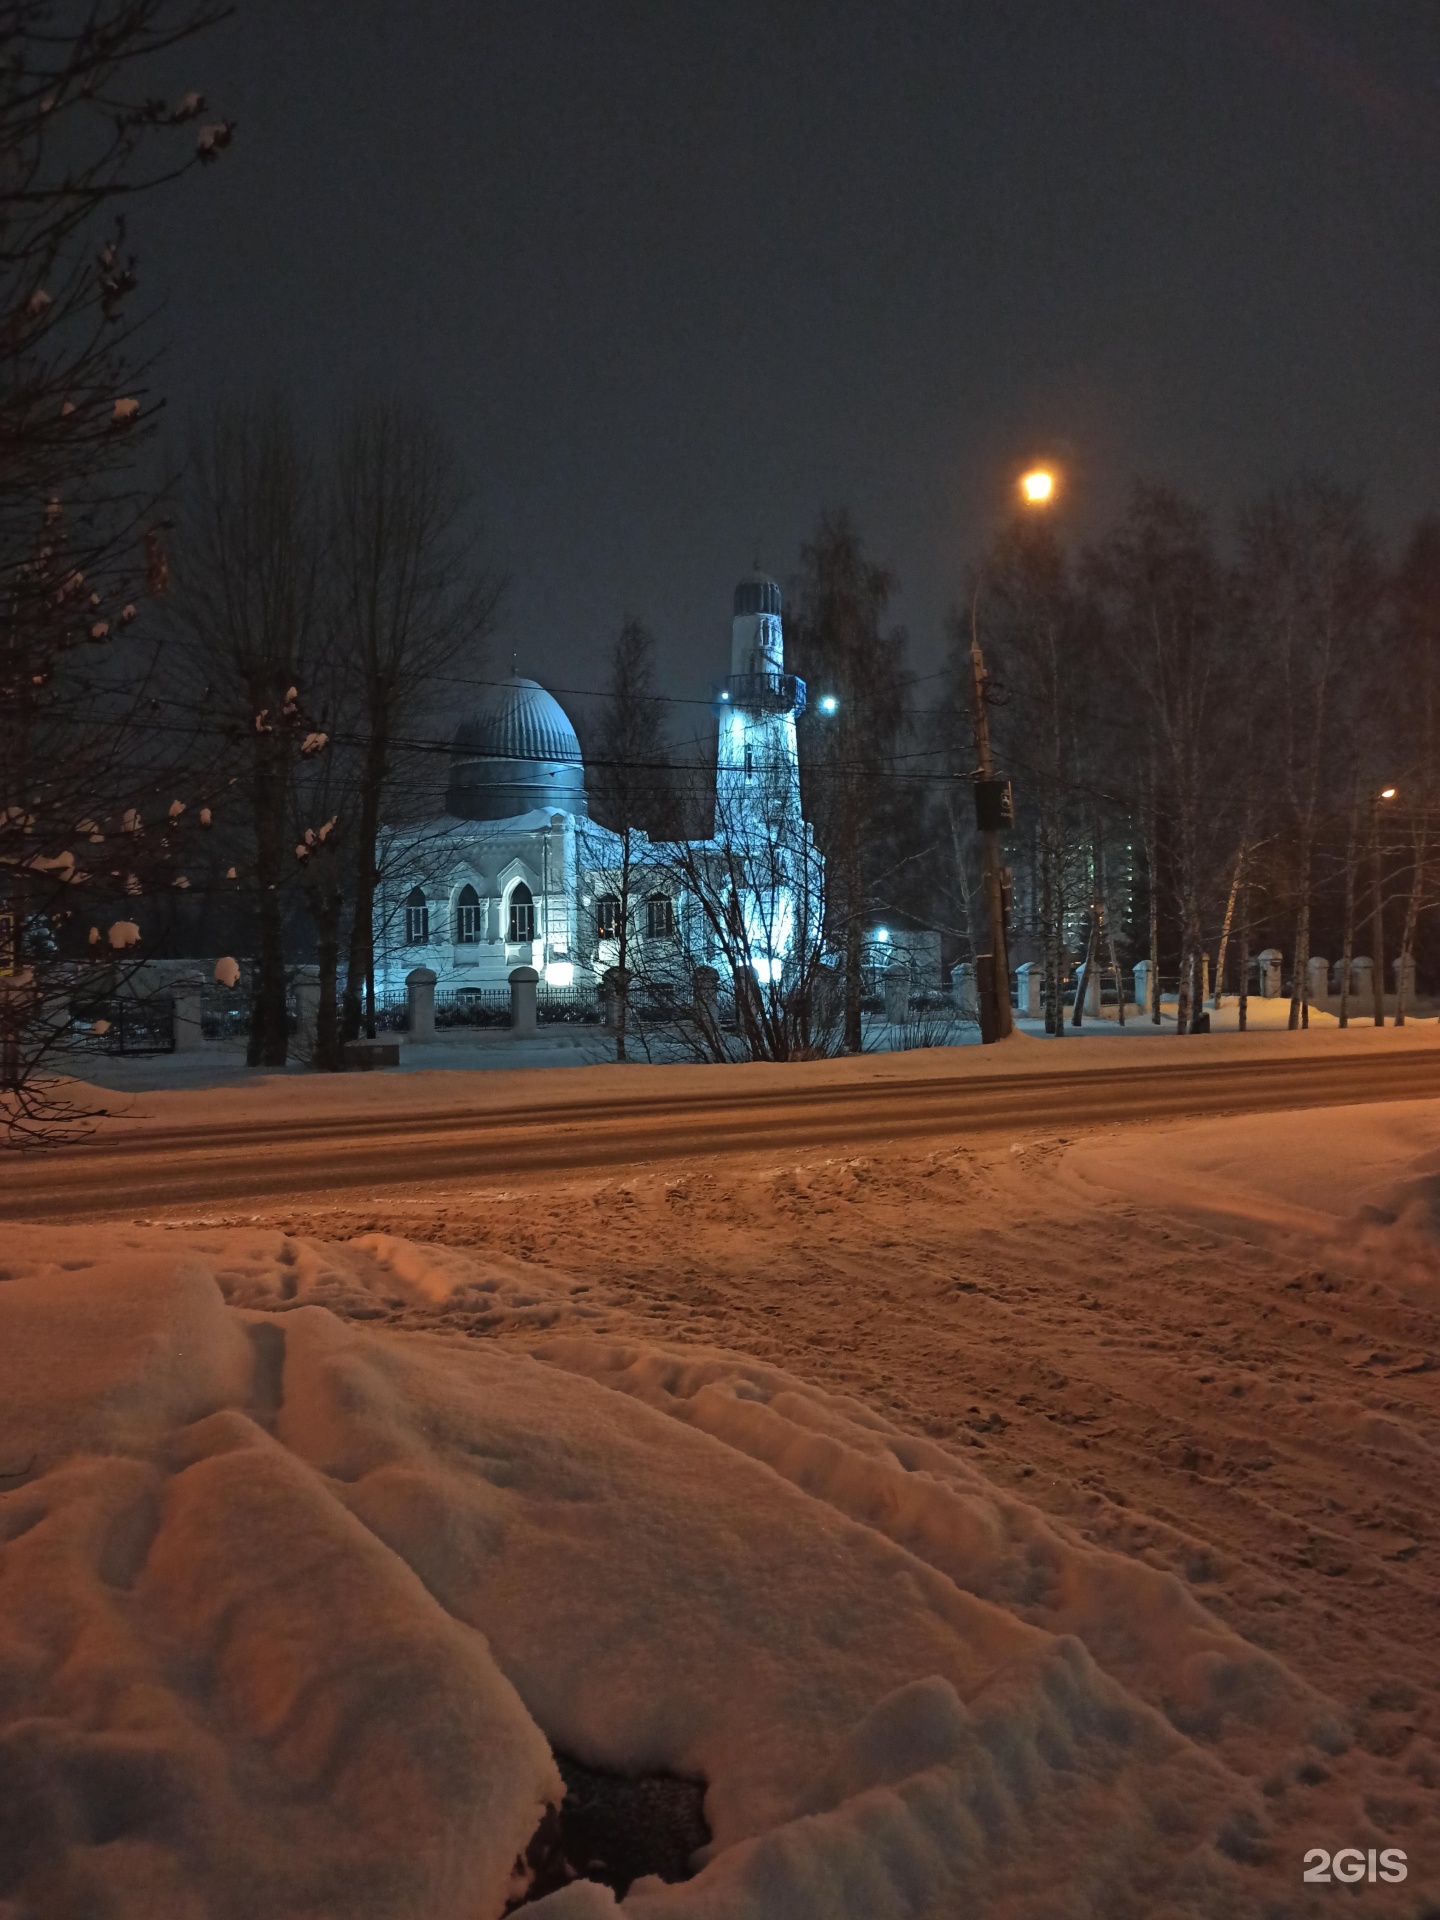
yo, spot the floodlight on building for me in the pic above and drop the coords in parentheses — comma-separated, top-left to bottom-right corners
(544, 960, 575, 987)
(1020, 468, 1056, 505)
(876, 926, 889, 943)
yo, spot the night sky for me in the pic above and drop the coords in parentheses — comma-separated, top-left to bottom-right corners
(144, 2, 1439, 717)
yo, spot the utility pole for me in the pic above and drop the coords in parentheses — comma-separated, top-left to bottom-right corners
(1370, 786, 1396, 1027)
(968, 588, 1013, 1042)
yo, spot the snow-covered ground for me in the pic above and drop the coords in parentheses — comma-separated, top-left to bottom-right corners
(2, 1094, 1438, 1914)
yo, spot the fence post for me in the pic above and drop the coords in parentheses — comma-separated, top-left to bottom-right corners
(509, 965, 539, 1038)
(293, 965, 320, 1054)
(406, 966, 437, 1043)
(884, 960, 910, 1025)
(173, 973, 205, 1052)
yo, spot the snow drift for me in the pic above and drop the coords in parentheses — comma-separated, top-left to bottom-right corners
(0, 1227, 1405, 1916)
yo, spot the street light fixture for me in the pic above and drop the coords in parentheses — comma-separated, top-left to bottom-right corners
(1020, 467, 1056, 506)
(819, 694, 839, 714)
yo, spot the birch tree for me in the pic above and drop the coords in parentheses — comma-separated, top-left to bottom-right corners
(1238, 479, 1377, 1031)
(1088, 484, 1231, 1036)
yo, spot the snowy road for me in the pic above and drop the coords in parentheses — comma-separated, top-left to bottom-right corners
(8, 1041, 1440, 1219)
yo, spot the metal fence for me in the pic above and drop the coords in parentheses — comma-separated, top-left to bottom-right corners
(68, 996, 176, 1055)
(378, 985, 604, 1030)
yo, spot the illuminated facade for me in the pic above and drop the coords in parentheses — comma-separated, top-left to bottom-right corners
(374, 575, 821, 1001)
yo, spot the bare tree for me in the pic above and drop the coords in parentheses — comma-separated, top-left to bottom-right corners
(1238, 479, 1378, 1031)
(1089, 485, 1232, 1036)
(168, 398, 328, 1067)
(643, 742, 830, 1063)
(791, 511, 908, 1053)
(586, 617, 671, 1061)
(0, 0, 231, 1139)
(967, 516, 1087, 1037)
(1388, 519, 1440, 1025)
(331, 398, 499, 1041)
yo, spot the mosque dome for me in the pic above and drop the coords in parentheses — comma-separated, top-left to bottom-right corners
(446, 675, 589, 821)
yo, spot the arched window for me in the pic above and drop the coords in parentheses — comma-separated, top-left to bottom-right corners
(646, 894, 674, 939)
(596, 894, 620, 939)
(455, 883, 481, 944)
(508, 882, 534, 943)
(404, 886, 429, 946)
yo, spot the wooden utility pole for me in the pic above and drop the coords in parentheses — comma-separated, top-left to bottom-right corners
(968, 595, 1013, 1042)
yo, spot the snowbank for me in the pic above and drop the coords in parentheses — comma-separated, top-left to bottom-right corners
(0, 1226, 1411, 1916)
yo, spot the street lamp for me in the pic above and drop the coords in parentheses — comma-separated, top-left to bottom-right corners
(966, 464, 1062, 1043)
(1370, 785, 1397, 1026)
(818, 694, 839, 714)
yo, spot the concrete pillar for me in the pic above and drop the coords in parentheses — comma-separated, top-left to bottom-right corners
(1393, 952, 1416, 1007)
(1306, 955, 1329, 1012)
(602, 966, 631, 1033)
(693, 964, 719, 1029)
(1256, 949, 1283, 999)
(406, 965, 437, 1043)
(1015, 961, 1042, 1017)
(955, 962, 979, 1021)
(1350, 955, 1373, 1005)
(1132, 959, 1152, 1015)
(293, 965, 320, 1052)
(173, 972, 205, 1052)
(508, 965, 540, 1038)
(1084, 964, 1101, 1016)
(813, 963, 841, 1032)
(884, 960, 911, 1025)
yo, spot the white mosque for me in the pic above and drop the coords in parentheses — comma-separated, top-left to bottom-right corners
(375, 575, 821, 1005)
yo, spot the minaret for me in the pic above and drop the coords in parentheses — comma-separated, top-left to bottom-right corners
(714, 576, 810, 979)
(715, 575, 805, 851)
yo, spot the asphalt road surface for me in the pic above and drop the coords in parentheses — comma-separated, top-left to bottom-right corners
(6, 1045, 1440, 1221)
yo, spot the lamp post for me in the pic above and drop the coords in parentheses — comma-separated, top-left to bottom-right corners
(1371, 785, 1395, 1027)
(965, 465, 1059, 1043)
(967, 588, 1013, 1042)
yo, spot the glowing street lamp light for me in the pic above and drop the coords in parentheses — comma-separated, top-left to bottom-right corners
(818, 693, 839, 714)
(1020, 467, 1056, 506)
(1379, 786, 1397, 800)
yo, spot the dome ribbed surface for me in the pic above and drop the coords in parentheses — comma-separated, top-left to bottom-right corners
(452, 677, 582, 767)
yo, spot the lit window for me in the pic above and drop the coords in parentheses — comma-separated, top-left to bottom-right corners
(404, 887, 429, 946)
(509, 883, 534, 943)
(455, 884, 481, 944)
(646, 894, 674, 939)
(597, 893, 620, 939)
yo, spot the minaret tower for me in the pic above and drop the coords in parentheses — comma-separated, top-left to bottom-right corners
(715, 575, 805, 852)
(713, 575, 812, 980)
